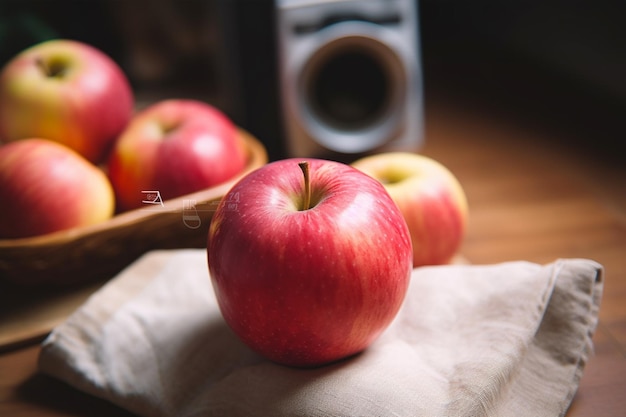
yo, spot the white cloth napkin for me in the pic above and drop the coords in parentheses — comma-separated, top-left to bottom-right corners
(38, 249, 603, 417)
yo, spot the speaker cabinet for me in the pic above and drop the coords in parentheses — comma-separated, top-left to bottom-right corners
(216, 0, 423, 160)
(276, 0, 423, 159)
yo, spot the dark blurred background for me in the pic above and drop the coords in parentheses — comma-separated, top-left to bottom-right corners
(420, 0, 625, 159)
(1, 0, 624, 158)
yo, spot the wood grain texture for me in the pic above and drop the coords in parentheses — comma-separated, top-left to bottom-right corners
(1, 101, 624, 416)
(421, 100, 626, 417)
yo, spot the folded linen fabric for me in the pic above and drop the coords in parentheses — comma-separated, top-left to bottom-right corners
(39, 249, 603, 417)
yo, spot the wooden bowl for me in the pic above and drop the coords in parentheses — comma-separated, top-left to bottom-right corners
(0, 129, 268, 287)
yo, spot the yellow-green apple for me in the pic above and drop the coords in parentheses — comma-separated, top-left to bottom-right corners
(0, 39, 134, 163)
(0, 139, 115, 239)
(107, 99, 247, 211)
(352, 152, 468, 267)
(207, 158, 413, 367)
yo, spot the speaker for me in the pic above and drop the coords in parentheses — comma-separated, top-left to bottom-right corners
(215, 0, 423, 161)
(277, 0, 423, 159)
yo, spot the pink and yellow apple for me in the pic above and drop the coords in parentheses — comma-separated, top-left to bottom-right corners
(352, 152, 468, 267)
(0, 139, 115, 239)
(208, 158, 413, 367)
(107, 99, 247, 211)
(0, 39, 134, 163)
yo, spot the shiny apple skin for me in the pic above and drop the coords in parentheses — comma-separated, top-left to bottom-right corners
(352, 152, 468, 267)
(208, 158, 413, 367)
(0, 139, 115, 239)
(107, 99, 247, 211)
(0, 39, 134, 163)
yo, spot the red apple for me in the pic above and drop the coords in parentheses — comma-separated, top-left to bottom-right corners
(0, 39, 134, 163)
(0, 139, 115, 239)
(207, 158, 413, 367)
(352, 152, 468, 267)
(108, 99, 247, 211)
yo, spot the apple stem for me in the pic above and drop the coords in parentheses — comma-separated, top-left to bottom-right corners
(35, 57, 64, 78)
(298, 161, 311, 211)
(36, 57, 52, 77)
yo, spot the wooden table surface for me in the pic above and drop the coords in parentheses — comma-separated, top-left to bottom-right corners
(1, 98, 625, 416)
